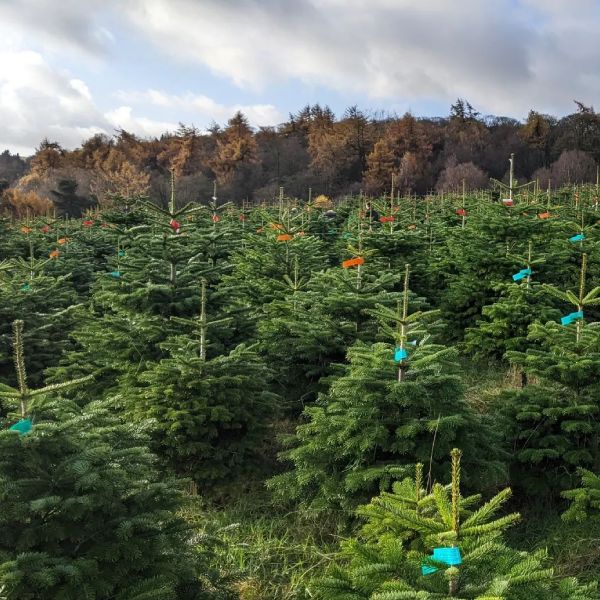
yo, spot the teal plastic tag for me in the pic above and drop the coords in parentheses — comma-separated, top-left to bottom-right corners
(9, 419, 32, 436)
(422, 547, 462, 576)
(394, 347, 408, 362)
(512, 267, 532, 281)
(561, 310, 584, 325)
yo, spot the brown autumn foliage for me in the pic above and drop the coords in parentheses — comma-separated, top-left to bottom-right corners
(364, 113, 433, 194)
(436, 158, 489, 192)
(209, 112, 258, 184)
(3, 99, 600, 208)
(306, 106, 373, 192)
(1, 188, 53, 217)
(158, 125, 214, 177)
(91, 160, 151, 206)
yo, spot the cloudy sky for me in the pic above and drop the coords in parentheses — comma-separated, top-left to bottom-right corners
(1, 0, 599, 155)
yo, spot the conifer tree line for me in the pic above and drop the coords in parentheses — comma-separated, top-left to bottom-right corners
(3, 180, 600, 598)
(3, 99, 600, 216)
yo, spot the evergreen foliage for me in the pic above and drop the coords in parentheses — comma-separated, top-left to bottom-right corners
(4, 185, 600, 596)
(270, 269, 504, 513)
(563, 468, 600, 523)
(0, 321, 223, 599)
(127, 337, 279, 485)
(312, 451, 596, 600)
(0, 254, 79, 388)
(500, 254, 600, 496)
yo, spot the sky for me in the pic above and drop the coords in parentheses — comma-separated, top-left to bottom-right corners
(1, 0, 600, 155)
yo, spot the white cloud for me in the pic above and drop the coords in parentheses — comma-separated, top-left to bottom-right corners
(0, 50, 108, 153)
(0, 51, 183, 154)
(121, 0, 600, 117)
(0, 49, 279, 154)
(0, 0, 115, 56)
(115, 89, 284, 127)
(70, 79, 93, 101)
(104, 106, 179, 137)
(2, 0, 600, 154)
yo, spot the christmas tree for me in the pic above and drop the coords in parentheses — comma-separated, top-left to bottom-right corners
(432, 203, 550, 339)
(270, 268, 504, 514)
(0, 246, 80, 388)
(48, 190, 234, 399)
(312, 450, 596, 599)
(257, 258, 354, 414)
(464, 242, 561, 373)
(501, 254, 600, 497)
(0, 321, 221, 599)
(125, 279, 280, 486)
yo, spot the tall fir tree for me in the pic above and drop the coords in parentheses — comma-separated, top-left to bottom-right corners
(500, 253, 600, 497)
(0, 321, 229, 599)
(463, 242, 561, 373)
(431, 203, 562, 339)
(0, 244, 80, 388)
(257, 257, 354, 414)
(270, 267, 504, 514)
(49, 186, 238, 399)
(124, 279, 280, 487)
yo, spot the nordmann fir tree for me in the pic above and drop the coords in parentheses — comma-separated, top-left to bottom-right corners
(0, 216, 13, 258)
(257, 256, 354, 415)
(43, 216, 119, 296)
(0, 320, 91, 429)
(219, 221, 328, 319)
(48, 177, 233, 399)
(312, 449, 596, 599)
(304, 226, 416, 347)
(500, 253, 600, 497)
(258, 213, 408, 416)
(562, 468, 600, 523)
(432, 202, 545, 340)
(0, 321, 227, 599)
(125, 278, 279, 487)
(269, 266, 504, 515)
(0, 244, 79, 388)
(463, 241, 561, 377)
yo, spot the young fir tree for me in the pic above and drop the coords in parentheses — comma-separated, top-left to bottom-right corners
(270, 267, 504, 515)
(305, 238, 422, 347)
(431, 202, 553, 339)
(0, 321, 229, 599)
(463, 241, 561, 371)
(124, 279, 280, 487)
(220, 226, 328, 313)
(0, 246, 79, 388)
(43, 217, 118, 296)
(0, 217, 13, 259)
(500, 253, 600, 497)
(312, 450, 596, 600)
(562, 468, 600, 523)
(257, 257, 355, 414)
(264, 207, 403, 400)
(340, 196, 431, 288)
(49, 187, 236, 399)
